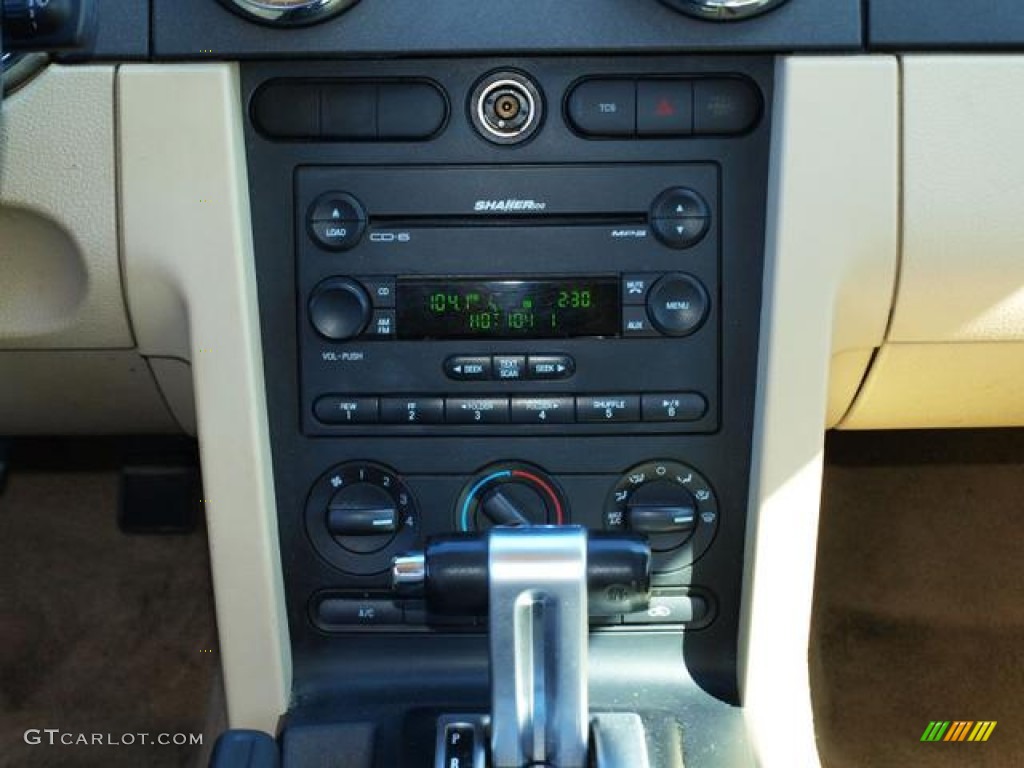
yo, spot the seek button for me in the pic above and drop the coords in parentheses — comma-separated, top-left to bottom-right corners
(528, 355, 575, 380)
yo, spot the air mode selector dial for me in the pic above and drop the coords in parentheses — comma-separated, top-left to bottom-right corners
(606, 460, 718, 573)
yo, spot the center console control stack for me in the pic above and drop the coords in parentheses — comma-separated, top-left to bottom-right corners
(243, 52, 772, 761)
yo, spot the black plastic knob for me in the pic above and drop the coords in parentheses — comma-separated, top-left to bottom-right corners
(479, 483, 548, 527)
(327, 482, 399, 555)
(646, 273, 709, 337)
(308, 278, 371, 341)
(625, 480, 697, 534)
(2, 0, 94, 52)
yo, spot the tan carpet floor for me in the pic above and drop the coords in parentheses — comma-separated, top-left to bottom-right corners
(811, 430, 1024, 768)
(0, 452, 218, 767)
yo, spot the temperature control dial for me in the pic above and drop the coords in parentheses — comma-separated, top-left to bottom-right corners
(457, 463, 567, 532)
(605, 460, 718, 573)
(305, 462, 419, 576)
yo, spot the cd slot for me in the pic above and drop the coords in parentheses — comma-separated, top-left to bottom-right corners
(370, 212, 647, 229)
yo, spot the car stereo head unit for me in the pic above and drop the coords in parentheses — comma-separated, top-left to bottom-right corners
(296, 163, 720, 436)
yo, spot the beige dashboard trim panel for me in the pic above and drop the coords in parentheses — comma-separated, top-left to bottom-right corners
(0, 65, 134, 348)
(841, 342, 1024, 429)
(742, 57, 899, 766)
(892, 56, 1024, 344)
(118, 64, 290, 731)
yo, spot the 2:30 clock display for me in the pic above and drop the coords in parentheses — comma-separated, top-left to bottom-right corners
(396, 277, 621, 339)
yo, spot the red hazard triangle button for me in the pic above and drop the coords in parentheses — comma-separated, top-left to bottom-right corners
(637, 80, 693, 136)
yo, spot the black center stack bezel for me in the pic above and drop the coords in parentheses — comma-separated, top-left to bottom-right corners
(242, 54, 772, 715)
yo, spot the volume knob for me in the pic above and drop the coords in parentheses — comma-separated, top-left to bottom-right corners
(308, 278, 371, 341)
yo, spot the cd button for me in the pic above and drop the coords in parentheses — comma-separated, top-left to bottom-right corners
(446, 397, 511, 424)
(445, 356, 493, 381)
(527, 355, 575, 380)
(576, 395, 641, 423)
(361, 277, 397, 308)
(511, 397, 575, 424)
(493, 355, 527, 381)
(380, 397, 444, 425)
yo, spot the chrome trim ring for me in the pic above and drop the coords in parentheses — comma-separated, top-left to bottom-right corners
(660, 0, 790, 21)
(219, 0, 361, 27)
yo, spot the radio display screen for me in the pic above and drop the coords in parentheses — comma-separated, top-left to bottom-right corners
(396, 277, 621, 339)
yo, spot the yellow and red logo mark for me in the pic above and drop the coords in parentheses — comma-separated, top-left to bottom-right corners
(921, 721, 997, 743)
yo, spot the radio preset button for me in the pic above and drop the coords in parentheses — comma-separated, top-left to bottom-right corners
(511, 397, 575, 424)
(308, 192, 367, 251)
(527, 355, 575, 380)
(381, 397, 445, 425)
(647, 274, 710, 337)
(314, 396, 380, 425)
(445, 356, 493, 381)
(642, 393, 708, 422)
(622, 306, 659, 337)
(493, 355, 527, 381)
(576, 395, 641, 423)
(446, 397, 511, 424)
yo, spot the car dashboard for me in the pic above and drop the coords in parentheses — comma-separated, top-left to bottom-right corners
(2, 2, 1024, 767)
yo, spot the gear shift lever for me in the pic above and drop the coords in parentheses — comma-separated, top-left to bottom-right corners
(393, 526, 651, 768)
(489, 526, 589, 767)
